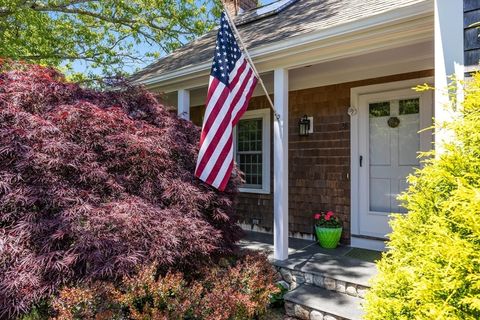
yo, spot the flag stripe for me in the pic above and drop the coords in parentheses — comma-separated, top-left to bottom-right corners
(199, 79, 229, 144)
(230, 67, 253, 108)
(195, 84, 230, 176)
(232, 77, 258, 125)
(205, 136, 232, 185)
(218, 160, 234, 191)
(230, 69, 255, 121)
(229, 59, 248, 89)
(213, 146, 234, 189)
(228, 56, 246, 83)
(199, 124, 232, 181)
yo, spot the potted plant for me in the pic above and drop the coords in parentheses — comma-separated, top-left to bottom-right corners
(314, 211, 342, 249)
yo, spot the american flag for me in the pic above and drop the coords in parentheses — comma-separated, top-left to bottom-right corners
(195, 12, 258, 191)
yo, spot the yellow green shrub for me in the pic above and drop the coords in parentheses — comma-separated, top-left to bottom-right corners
(364, 74, 480, 320)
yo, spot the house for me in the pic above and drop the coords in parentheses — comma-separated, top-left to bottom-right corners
(132, 0, 468, 258)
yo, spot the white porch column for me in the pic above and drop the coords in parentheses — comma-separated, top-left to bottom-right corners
(177, 89, 190, 120)
(273, 68, 289, 261)
(434, 0, 464, 152)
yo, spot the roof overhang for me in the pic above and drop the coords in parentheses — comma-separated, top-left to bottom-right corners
(135, 0, 434, 93)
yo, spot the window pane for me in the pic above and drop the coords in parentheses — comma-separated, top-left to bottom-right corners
(399, 98, 419, 115)
(238, 131, 246, 144)
(237, 119, 262, 152)
(369, 102, 390, 117)
(236, 118, 263, 188)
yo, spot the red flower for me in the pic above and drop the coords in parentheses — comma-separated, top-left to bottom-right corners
(325, 211, 334, 221)
(314, 213, 321, 220)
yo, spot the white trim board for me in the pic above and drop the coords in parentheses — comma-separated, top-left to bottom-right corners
(238, 223, 316, 241)
(351, 236, 387, 252)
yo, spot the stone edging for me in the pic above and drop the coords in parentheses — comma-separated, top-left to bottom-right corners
(276, 267, 368, 299)
(285, 301, 346, 320)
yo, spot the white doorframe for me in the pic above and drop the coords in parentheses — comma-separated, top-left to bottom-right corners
(350, 77, 433, 250)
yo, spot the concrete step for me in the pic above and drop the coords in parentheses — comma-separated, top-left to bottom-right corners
(274, 252, 377, 299)
(284, 284, 364, 320)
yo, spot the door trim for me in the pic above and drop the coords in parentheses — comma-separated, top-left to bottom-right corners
(351, 235, 387, 251)
(350, 77, 433, 248)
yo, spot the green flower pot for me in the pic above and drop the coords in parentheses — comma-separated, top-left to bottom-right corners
(315, 226, 342, 249)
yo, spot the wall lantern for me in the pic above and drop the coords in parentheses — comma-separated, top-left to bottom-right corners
(299, 115, 311, 136)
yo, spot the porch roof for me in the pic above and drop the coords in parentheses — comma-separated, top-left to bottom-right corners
(131, 0, 429, 84)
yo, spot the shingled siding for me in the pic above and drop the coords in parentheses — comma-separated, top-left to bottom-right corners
(189, 69, 433, 244)
(289, 85, 351, 240)
(464, 0, 480, 68)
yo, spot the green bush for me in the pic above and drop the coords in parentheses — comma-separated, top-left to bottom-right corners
(364, 74, 480, 320)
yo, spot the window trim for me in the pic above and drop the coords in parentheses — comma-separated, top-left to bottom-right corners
(233, 109, 271, 194)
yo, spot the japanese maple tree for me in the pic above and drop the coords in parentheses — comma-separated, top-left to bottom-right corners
(0, 63, 242, 317)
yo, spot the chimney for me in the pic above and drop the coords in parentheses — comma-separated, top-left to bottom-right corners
(224, 0, 258, 16)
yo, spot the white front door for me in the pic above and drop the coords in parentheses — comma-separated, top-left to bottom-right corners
(357, 88, 433, 239)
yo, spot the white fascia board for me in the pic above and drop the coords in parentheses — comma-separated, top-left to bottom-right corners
(138, 0, 433, 91)
(137, 64, 211, 88)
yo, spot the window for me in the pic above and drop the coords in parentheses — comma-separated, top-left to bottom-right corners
(237, 119, 263, 188)
(234, 109, 270, 194)
(369, 102, 390, 117)
(399, 98, 420, 115)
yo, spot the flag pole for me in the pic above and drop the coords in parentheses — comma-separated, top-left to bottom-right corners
(221, 3, 281, 120)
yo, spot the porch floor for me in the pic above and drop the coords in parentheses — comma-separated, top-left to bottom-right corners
(239, 231, 382, 263)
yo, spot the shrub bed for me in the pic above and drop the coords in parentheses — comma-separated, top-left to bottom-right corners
(0, 63, 243, 318)
(364, 75, 480, 319)
(37, 252, 278, 320)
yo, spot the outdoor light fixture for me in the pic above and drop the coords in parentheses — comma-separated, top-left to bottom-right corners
(299, 115, 311, 136)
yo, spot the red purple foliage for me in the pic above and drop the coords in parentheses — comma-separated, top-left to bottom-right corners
(0, 64, 242, 318)
(52, 252, 279, 320)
